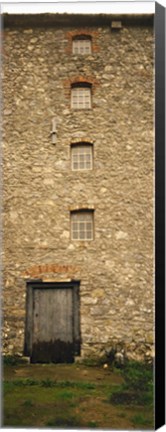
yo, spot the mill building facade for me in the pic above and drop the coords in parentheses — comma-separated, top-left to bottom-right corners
(2, 13, 154, 362)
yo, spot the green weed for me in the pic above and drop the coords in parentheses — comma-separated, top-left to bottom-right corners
(80, 357, 101, 367)
(58, 389, 75, 400)
(88, 420, 98, 428)
(22, 399, 34, 408)
(41, 378, 56, 387)
(3, 355, 28, 366)
(4, 378, 96, 391)
(122, 360, 153, 392)
(131, 413, 153, 427)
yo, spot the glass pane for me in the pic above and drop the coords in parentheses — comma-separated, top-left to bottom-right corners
(87, 230, 92, 239)
(72, 154, 78, 160)
(72, 214, 78, 221)
(72, 231, 78, 239)
(79, 154, 84, 161)
(73, 163, 78, 170)
(86, 154, 91, 160)
(86, 222, 92, 230)
(80, 231, 85, 239)
(86, 162, 91, 169)
(80, 214, 86, 221)
(79, 146, 85, 154)
(72, 222, 78, 230)
(79, 222, 85, 230)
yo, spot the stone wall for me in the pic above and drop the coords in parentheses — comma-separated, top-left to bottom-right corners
(2, 14, 154, 361)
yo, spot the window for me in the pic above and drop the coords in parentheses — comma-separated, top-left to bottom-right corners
(72, 36, 92, 54)
(71, 210, 94, 240)
(71, 143, 93, 170)
(71, 83, 92, 109)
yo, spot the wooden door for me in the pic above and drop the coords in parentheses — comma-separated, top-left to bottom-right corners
(24, 281, 80, 363)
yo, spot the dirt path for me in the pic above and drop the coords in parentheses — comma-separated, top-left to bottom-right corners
(4, 363, 123, 384)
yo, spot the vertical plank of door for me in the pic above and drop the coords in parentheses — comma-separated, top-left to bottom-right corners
(33, 288, 73, 344)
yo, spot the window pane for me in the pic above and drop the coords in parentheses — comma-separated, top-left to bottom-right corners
(72, 222, 78, 230)
(86, 162, 91, 169)
(73, 163, 78, 170)
(86, 154, 91, 160)
(86, 222, 92, 230)
(73, 154, 78, 160)
(72, 231, 78, 239)
(87, 230, 92, 239)
(79, 162, 84, 169)
(79, 222, 85, 230)
(79, 231, 85, 239)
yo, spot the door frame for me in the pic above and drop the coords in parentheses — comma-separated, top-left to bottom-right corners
(24, 279, 81, 360)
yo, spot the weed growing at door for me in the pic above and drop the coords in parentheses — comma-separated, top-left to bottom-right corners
(3, 355, 28, 366)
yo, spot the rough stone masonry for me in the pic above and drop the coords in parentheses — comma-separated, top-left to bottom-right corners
(2, 13, 154, 361)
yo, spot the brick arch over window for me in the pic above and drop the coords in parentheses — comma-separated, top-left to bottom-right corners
(73, 34, 92, 40)
(63, 76, 98, 104)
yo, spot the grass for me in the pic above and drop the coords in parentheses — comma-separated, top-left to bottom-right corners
(3, 361, 154, 429)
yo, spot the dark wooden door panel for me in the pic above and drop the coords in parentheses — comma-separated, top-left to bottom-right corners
(31, 288, 74, 363)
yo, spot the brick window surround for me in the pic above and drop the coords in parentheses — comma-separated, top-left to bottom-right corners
(63, 76, 98, 104)
(71, 210, 94, 241)
(71, 142, 93, 170)
(65, 29, 99, 54)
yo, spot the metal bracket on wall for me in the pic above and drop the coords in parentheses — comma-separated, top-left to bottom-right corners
(50, 118, 57, 144)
